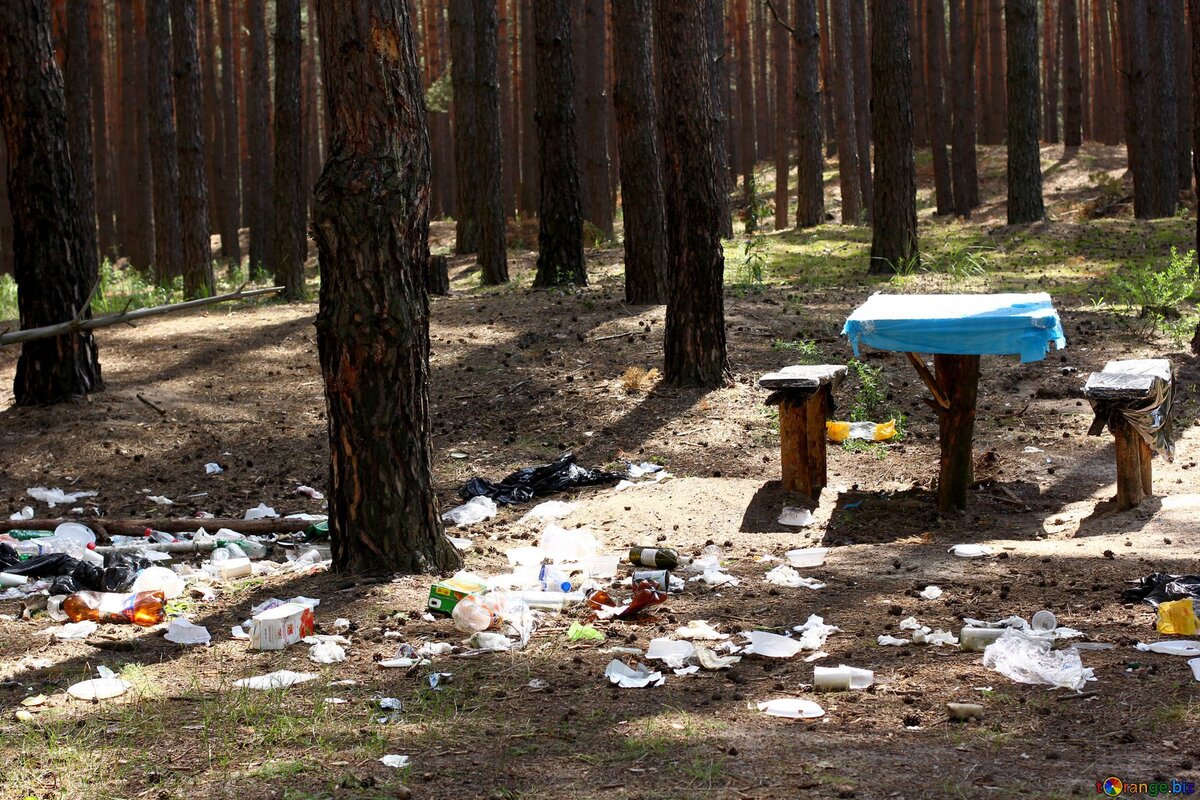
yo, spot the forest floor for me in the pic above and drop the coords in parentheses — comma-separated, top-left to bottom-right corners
(1, 144, 1200, 800)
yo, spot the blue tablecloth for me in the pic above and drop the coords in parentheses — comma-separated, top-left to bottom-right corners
(842, 292, 1067, 363)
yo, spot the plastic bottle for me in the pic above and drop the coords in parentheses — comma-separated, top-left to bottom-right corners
(62, 590, 166, 626)
(499, 590, 584, 611)
(538, 564, 572, 592)
(146, 529, 177, 544)
(7, 530, 54, 541)
(452, 596, 497, 633)
(80, 543, 105, 566)
(626, 546, 691, 571)
(222, 541, 248, 559)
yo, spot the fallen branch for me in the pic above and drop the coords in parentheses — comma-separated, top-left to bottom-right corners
(0, 285, 285, 347)
(136, 393, 167, 415)
(0, 516, 316, 537)
(593, 330, 637, 342)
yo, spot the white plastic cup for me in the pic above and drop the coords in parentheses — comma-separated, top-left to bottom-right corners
(959, 626, 1006, 652)
(813, 664, 873, 691)
(1031, 610, 1057, 632)
(0, 572, 29, 588)
(53, 522, 96, 547)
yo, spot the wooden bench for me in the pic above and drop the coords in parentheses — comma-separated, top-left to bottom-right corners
(759, 365, 847, 502)
(1083, 358, 1174, 511)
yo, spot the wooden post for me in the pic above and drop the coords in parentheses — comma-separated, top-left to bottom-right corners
(934, 354, 980, 512)
(805, 386, 830, 496)
(427, 254, 451, 295)
(1112, 416, 1147, 510)
(1138, 436, 1153, 496)
(778, 388, 829, 502)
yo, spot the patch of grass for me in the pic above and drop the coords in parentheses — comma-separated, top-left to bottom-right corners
(1106, 246, 1199, 336)
(250, 760, 313, 780)
(770, 338, 821, 362)
(619, 365, 661, 395)
(846, 359, 886, 422)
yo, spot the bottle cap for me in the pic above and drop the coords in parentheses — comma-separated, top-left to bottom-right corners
(143, 528, 152, 537)
(87, 542, 96, 550)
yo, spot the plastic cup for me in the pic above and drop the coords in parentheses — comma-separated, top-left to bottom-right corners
(1031, 610, 1057, 632)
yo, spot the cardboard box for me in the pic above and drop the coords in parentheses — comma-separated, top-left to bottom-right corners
(249, 602, 316, 650)
(427, 574, 488, 615)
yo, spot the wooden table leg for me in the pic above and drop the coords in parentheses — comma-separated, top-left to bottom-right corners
(1137, 436, 1153, 496)
(934, 354, 980, 512)
(779, 394, 807, 497)
(1113, 417, 1147, 510)
(805, 387, 830, 497)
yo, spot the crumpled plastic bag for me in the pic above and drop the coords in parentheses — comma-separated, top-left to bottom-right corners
(518, 500, 578, 525)
(440, 496, 498, 527)
(792, 615, 840, 650)
(981, 629, 1095, 692)
(645, 638, 695, 669)
(459, 452, 623, 505)
(244, 503, 279, 520)
(567, 622, 605, 642)
(234, 670, 318, 690)
(826, 420, 896, 443)
(309, 639, 347, 664)
(1156, 599, 1199, 635)
(676, 620, 728, 640)
(741, 630, 803, 658)
(765, 565, 825, 589)
(27, 487, 97, 507)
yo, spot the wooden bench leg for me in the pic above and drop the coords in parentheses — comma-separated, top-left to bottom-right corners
(934, 354, 980, 513)
(805, 387, 830, 497)
(779, 388, 829, 503)
(1138, 437, 1153, 496)
(1113, 417, 1146, 511)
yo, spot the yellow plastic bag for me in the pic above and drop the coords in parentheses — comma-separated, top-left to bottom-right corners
(826, 419, 897, 443)
(1156, 599, 1199, 635)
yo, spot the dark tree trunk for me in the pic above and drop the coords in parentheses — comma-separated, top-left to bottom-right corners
(273, 0, 306, 300)
(706, 0, 734, 238)
(925, 0, 953, 216)
(498, 0, 517, 217)
(303, 0, 321, 215)
(1061, 0, 1081, 147)
(518, 0, 538, 216)
(532, 0, 585, 287)
(63, 1, 98, 273)
(0, 136, 11, 276)
(117, 1, 154, 271)
(734, 0, 756, 198)
(312, 0, 461, 575)
(246, 0, 273, 277)
(655, 0, 730, 387)
(909, 0, 928, 148)
(1148, 1, 1178, 216)
(1176, 2, 1193, 190)
(849, 0, 871, 219)
(0, 0, 103, 404)
(146, 0, 183, 286)
(987, 0, 1005, 142)
(1090, 0, 1109, 143)
(817, 0, 836, 156)
(449, 0, 479, 254)
(1004, 0, 1044, 224)
(235, 0, 250, 226)
(1043, 0, 1059, 142)
(612, 0, 668, 305)
(171, 0, 214, 298)
(831, 0, 862, 223)
(1191, 0, 1200, 354)
(950, 0, 981, 215)
(580, 0, 614, 238)
(1118, 1, 1152, 215)
(88, 0, 114, 258)
(868, 0, 917, 273)
(199, 0, 224, 269)
(217, 0, 242, 265)
(472, 0, 509, 284)
(772, 0, 791, 230)
(753, 0, 770, 158)
(794, 0, 825, 227)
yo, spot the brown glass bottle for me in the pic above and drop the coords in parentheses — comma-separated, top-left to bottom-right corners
(62, 590, 166, 627)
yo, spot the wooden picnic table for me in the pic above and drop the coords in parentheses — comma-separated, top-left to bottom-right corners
(842, 293, 1067, 512)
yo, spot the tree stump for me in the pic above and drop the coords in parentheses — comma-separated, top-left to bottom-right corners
(427, 254, 450, 296)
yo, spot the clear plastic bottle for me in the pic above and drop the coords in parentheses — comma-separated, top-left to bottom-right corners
(452, 596, 497, 633)
(538, 565, 572, 592)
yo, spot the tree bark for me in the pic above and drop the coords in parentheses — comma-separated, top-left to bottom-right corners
(63, 1, 98, 274)
(1176, 2, 1193, 190)
(909, 0, 928, 148)
(580, 0, 614, 238)
(849, 0, 871, 219)
(1043, 0, 1059, 142)
(1191, 0, 1200, 355)
(1061, 0, 1081, 147)
(868, 0, 917, 273)
(273, 0, 306, 300)
(1148, 1, 1178, 216)
(611, 0, 668, 305)
(817, 0, 836, 156)
(246, 0, 274, 277)
(655, 0, 730, 387)
(472, 0, 509, 284)
(146, 0, 183, 286)
(498, 0, 517, 217)
(532, 0, 585, 287)
(794, 0, 825, 227)
(117, 1, 154, 272)
(87, 0, 114, 258)
(935, 354, 980, 512)
(950, 0, 981, 216)
(987, 0, 1005, 143)
(312, 0, 461, 575)
(1004, 0, 1044, 224)
(733, 0, 756, 199)
(518, 0, 538, 216)
(0, 136, 11, 276)
(0, 0, 103, 404)
(1118, 1, 1151, 214)
(706, 0, 734, 238)
(448, 0, 479, 254)
(924, 0, 953, 216)
(772, 0, 791, 230)
(303, 0, 322, 215)
(171, 0, 215, 299)
(217, 0, 242, 265)
(199, 0, 224, 270)
(831, 0, 862, 224)
(754, 0, 771, 158)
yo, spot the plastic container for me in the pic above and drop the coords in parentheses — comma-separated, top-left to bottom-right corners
(63, 590, 165, 626)
(813, 664, 874, 691)
(959, 626, 1007, 652)
(500, 590, 584, 611)
(785, 547, 829, 568)
(215, 556, 252, 580)
(576, 554, 620, 579)
(130, 566, 185, 599)
(1031, 610, 1057, 632)
(451, 596, 497, 633)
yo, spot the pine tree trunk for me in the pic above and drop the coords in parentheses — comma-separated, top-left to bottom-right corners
(1190, 0, 1200, 356)
(311, 0, 461, 575)
(273, 0, 306, 300)
(449, 0, 479, 254)
(171, 0, 215, 299)
(611, 0, 668, 305)
(1043, 0, 1059, 143)
(303, 0, 321, 216)
(987, 0, 1005, 143)
(1061, 0, 1081, 147)
(868, 0, 917, 273)
(518, 0, 538, 216)
(581, 0, 614, 238)
(63, 2, 99, 274)
(794, 0, 825, 227)
(925, 0, 953, 216)
(117, 1, 154, 271)
(772, 0, 791, 230)
(199, 0, 225, 268)
(831, 0, 862, 224)
(950, 0, 981, 215)
(235, 0, 250, 226)
(655, 0, 730, 388)
(532, 0, 585, 287)
(473, 0, 509, 284)
(734, 0, 756, 199)
(817, 0, 836, 156)
(88, 0, 114, 258)
(1081, 0, 1091, 141)
(849, 0, 872, 218)
(246, 0, 274, 277)
(1177, 2, 1193, 190)
(217, 0, 242, 265)
(146, 0, 183, 286)
(498, 1, 517, 217)
(1148, 1, 1178, 216)
(1004, 0, 1044, 224)
(754, 0, 771, 158)
(0, 136, 12, 275)
(706, 0, 734, 238)
(0, 0, 103, 404)
(909, 0, 928, 148)
(1118, 1, 1150, 211)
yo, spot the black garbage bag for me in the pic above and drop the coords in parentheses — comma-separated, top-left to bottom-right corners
(1, 552, 79, 579)
(71, 552, 151, 592)
(1123, 573, 1200, 607)
(459, 451, 623, 505)
(0, 542, 19, 571)
(49, 575, 81, 596)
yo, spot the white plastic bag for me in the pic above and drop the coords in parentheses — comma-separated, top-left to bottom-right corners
(441, 496, 498, 527)
(981, 629, 1095, 692)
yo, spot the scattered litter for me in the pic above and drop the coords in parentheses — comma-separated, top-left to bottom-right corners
(878, 635, 910, 646)
(244, 503, 279, 520)
(778, 507, 814, 527)
(674, 665, 700, 676)
(309, 640, 347, 664)
(1189, 658, 1200, 682)
(826, 419, 896, 442)
(960, 627, 1006, 651)
(792, 615, 840, 650)
(249, 603, 316, 650)
(913, 629, 959, 647)
(1136, 640, 1200, 656)
(379, 755, 410, 769)
(21, 694, 46, 707)
(688, 567, 739, 587)
(605, 660, 664, 688)
(1031, 610, 1057, 632)
(296, 485, 325, 500)
(27, 487, 97, 507)
(378, 697, 402, 711)
(694, 646, 741, 670)
(234, 670, 318, 690)
(540, 524, 599, 561)
(67, 676, 131, 701)
(785, 547, 828, 568)
(757, 698, 824, 719)
(467, 631, 512, 652)
(567, 622, 605, 642)
(898, 617, 925, 632)
(765, 565, 825, 589)
(948, 544, 993, 558)
(1123, 573, 1200, 606)
(804, 652, 828, 662)
(441, 496, 498, 528)
(332, 617, 351, 632)
(527, 679, 550, 691)
(205, 463, 224, 474)
(323, 697, 348, 704)
(1156, 599, 1198, 635)
(1022, 446, 1044, 453)
(9, 506, 33, 521)
(645, 638, 695, 669)
(46, 620, 97, 641)
(982, 630, 1095, 692)
(448, 536, 472, 551)
(919, 585, 944, 600)
(741, 630, 803, 658)
(518, 501, 578, 525)
(813, 664, 873, 691)
(164, 619, 211, 646)
(947, 702, 984, 722)
(676, 620, 728, 641)
(147, 495, 173, 506)
(460, 452, 622, 505)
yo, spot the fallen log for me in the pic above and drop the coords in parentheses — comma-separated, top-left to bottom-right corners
(0, 285, 285, 347)
(0, 517, 318, 537)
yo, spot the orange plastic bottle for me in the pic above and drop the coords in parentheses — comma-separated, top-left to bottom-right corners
(62, 590, 166, 627)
